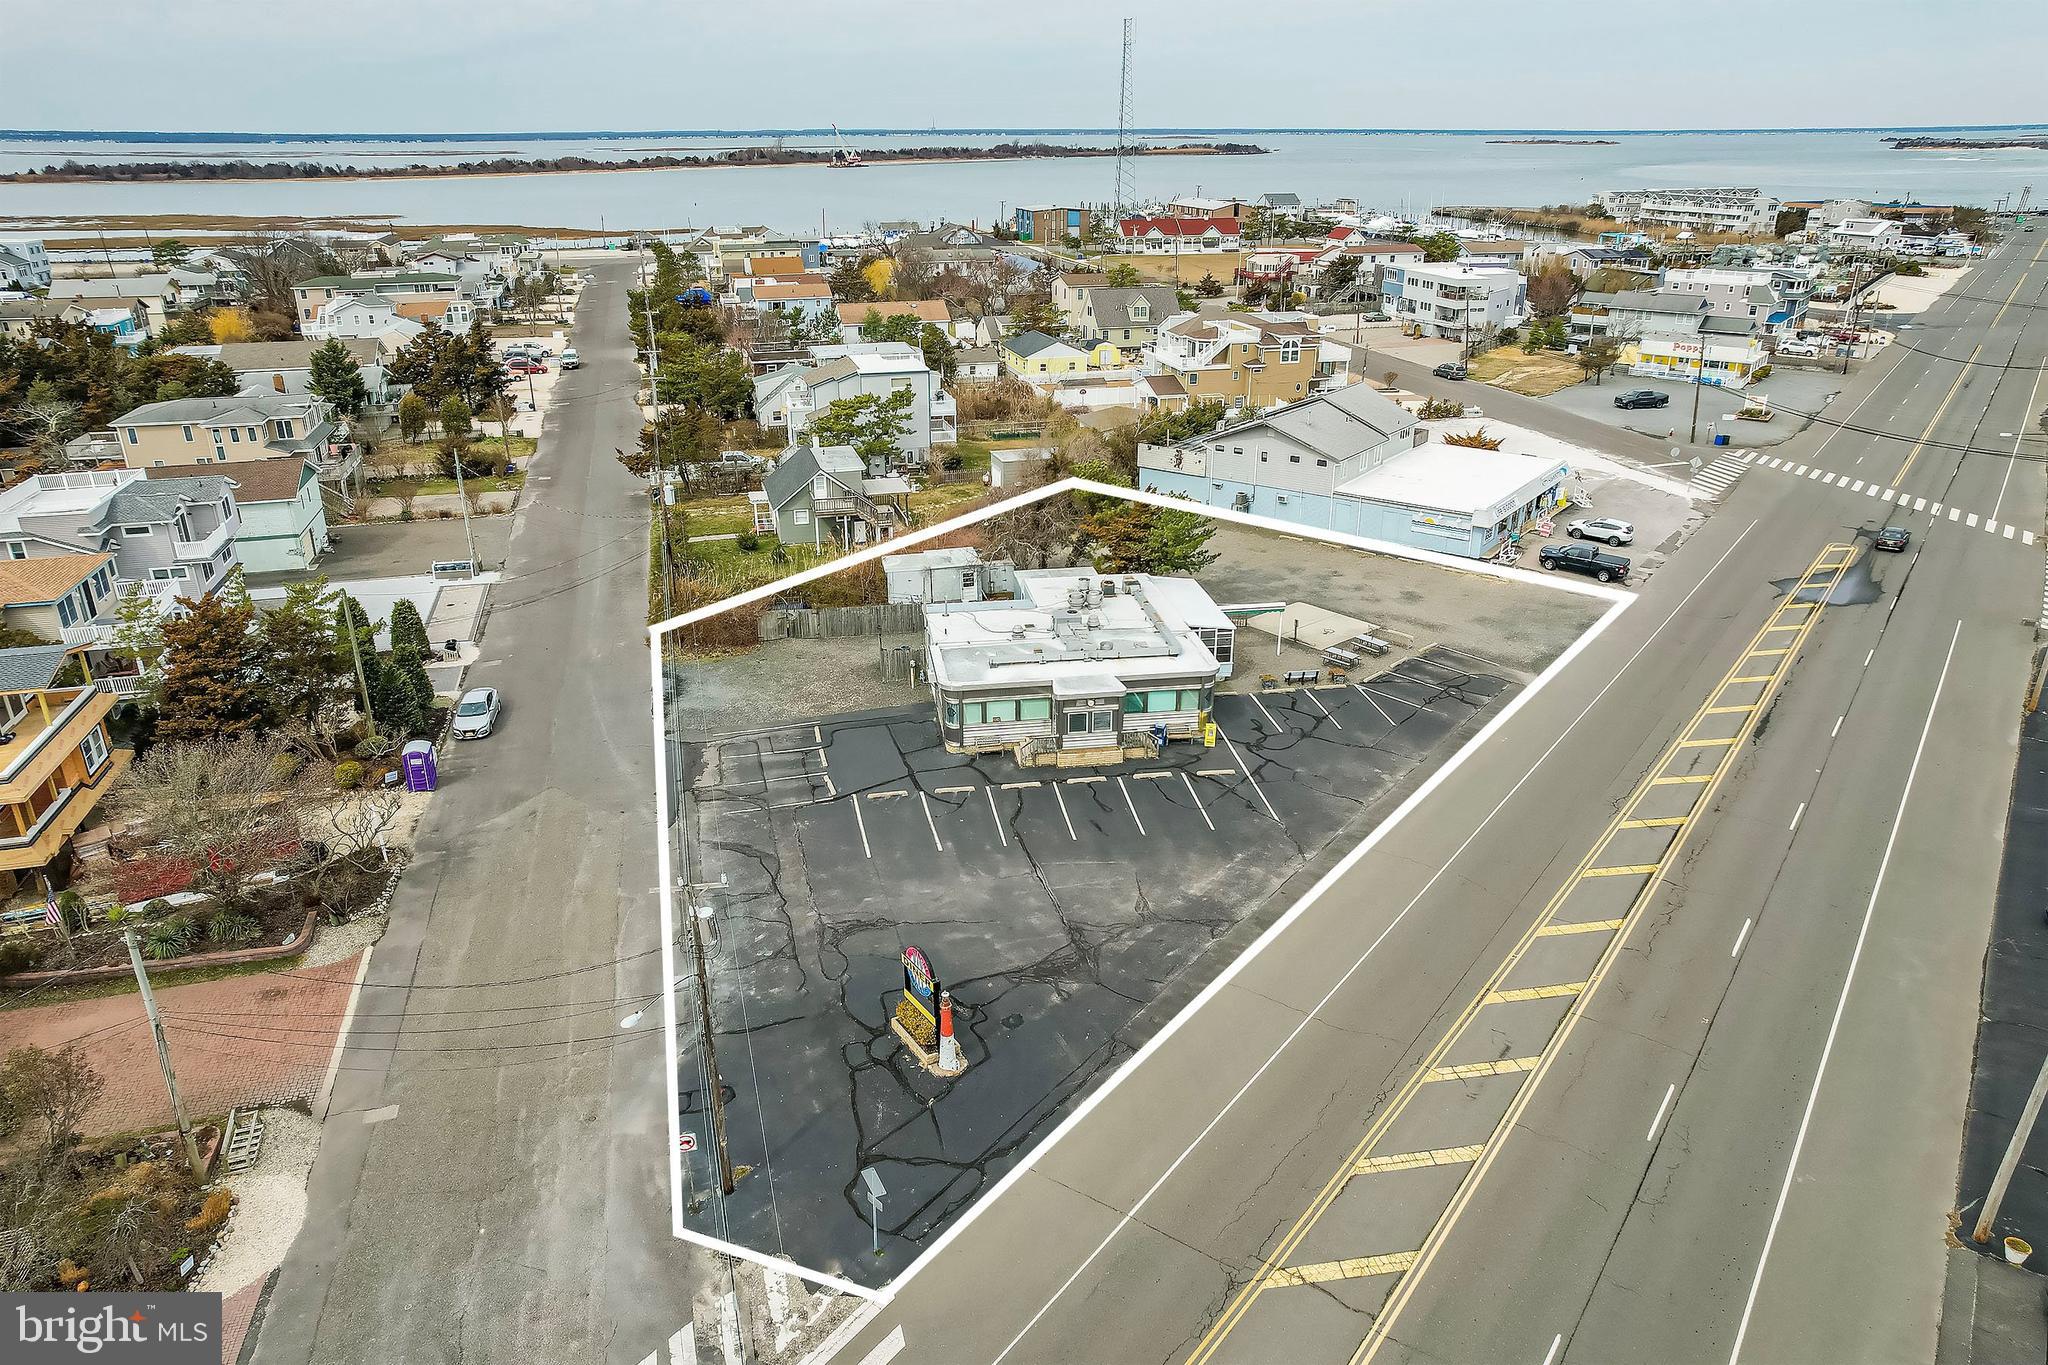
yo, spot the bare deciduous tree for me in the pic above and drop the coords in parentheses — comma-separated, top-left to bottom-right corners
(321, 790, 403, 864)
(116, 735, 303, 906)
(0, 1046, 105, 1157)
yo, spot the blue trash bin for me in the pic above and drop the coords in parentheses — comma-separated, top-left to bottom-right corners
(1714, 433, 1730, 445)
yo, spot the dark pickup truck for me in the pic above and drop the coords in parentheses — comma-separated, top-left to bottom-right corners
(1539, 542, 1631, 583)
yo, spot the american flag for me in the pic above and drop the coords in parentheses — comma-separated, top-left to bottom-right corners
(42, 885, 59, 928)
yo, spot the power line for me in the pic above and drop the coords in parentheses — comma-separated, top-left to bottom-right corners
(273, 943, 664, 991)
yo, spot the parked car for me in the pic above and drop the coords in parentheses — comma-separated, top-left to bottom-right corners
(559, 348, 581, 369)
(1613, 389, 1670, 410)
(1433, 362, 1468, 380)
(1539, 543, 1631, 583)
(1567, 517, 1635, 546)
(505, 358, 548, 375)
(451, 687, 501, 739)
(1874, 525, 1911, 552)
(1775, 342, 1819, 358)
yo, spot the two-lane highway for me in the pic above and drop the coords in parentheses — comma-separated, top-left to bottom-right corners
(822, 231, 2048, 1365)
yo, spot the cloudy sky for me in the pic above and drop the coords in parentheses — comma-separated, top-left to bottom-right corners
(5, 0, 2045, 133)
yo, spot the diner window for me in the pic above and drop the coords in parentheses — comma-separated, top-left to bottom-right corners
(1066, 711, 1090, 735)
(943, 701, 960, 728)
(982, 699, 1019, 724)
(1092, 711, 1116, 733)
(1019, 698, 1050, 721)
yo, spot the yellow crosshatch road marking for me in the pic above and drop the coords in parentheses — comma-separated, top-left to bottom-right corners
(1269, 1252, 1421, 1286)
(1355, 1145, 1487, 1175)
(1705, 704, 1757, 715)
(1484, 982, 1588, 1005)
(1537, 918, 1626, 936)
(1183, 544, 1855, 1365)
(1425, 1057, 1541, 1082)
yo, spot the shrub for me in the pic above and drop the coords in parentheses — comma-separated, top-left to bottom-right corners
(112, 855, 196, 904)
(206, 909, 260, 946)
(770, 545, 789, 565)
(1418, 397, 1465, 420)
(354, 734, 394, 761)
(1751, 364, 1773, 381)
(735, 531, 760, 553)
(270, 753, 302, 782)
(1443, 426, 1505, 450)
(140, 916, 195, 961)
(0, 938, 47, 977)
(941, 452, 964, 471)
(104, 906, 126, 925)
(333, 760, 366, 790)
(186, 1188, 235, 1234)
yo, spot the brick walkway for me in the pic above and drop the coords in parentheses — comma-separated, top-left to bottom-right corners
(0, 956, 363, 1137)
(221, 1278, 264, 1365)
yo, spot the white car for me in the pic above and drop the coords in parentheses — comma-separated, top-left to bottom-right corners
(1567, 517, 1635, 546)
(559, 348, 581, 369)
(451, 687, 500, 739)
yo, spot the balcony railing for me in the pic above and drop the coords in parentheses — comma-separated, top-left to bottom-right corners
(59, 580, 179, 649)
(0, 683, 109, 787)
(173, 519, 236, 563)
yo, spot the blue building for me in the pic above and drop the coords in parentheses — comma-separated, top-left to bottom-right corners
(1137, 384, 1569, 560)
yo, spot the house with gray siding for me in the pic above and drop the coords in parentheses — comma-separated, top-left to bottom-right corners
(752, 443, 910, 549)
(0, 469, 242, 620)
(751, 342, 953, 466)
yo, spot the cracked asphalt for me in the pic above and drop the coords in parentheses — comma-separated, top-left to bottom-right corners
(673, 649, 1521, 1286)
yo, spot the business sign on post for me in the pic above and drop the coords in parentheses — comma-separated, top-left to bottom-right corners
(901, 945, 938, 1024)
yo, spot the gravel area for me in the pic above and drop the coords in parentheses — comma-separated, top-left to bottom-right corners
(302, 912, 385, 970)
(194, 1107, 322, 1298)
(668, 632, 930, 737)
(1199, 522, 1606, 678)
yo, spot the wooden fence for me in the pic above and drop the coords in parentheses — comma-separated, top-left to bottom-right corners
(757, 603, 926, 641)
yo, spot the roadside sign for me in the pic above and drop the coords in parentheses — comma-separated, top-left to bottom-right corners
(679, 1132, 698, 1153)
(861, 1168, 886, 1202)
(901, 945, 938, 1024)
(1203, 720, 1218, 748)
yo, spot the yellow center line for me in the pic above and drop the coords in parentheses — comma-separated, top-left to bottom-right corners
(1180, 544, 1855, 1365)
(1890, 235, 2047, 486)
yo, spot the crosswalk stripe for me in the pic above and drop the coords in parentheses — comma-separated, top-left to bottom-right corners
(670, 1326, 698, 1365)
(2006, 525, 2017, 540)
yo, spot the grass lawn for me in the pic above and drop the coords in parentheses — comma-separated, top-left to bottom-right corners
(909, 483, 988, 523)
(369, 468, 527, 499)
(677, 493, 757, 539)
(949, 440, 993, 473)
(1468, 345, 1586, 397)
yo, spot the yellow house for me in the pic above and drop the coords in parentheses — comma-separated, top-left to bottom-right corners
(0, 648, 127, 883)
(1001, 332, 1122, 378)
(1150, 313, 1326, 409)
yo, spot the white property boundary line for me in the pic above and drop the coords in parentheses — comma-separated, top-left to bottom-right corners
(646, 476, 1632, 1301)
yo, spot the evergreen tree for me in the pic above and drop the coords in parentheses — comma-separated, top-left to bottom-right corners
(389, 646, 437, 726)
(307, 338, 370, 418)
(109, 583, 168, 705)
(156, 590, 264, 742)
(368, 649, 422, 737)
(388, 598, 433, 660)
(256, 577, 348, 726)
(397, 391, 429, 443)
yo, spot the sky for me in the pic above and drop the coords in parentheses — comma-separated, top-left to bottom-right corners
(5, 0, 2046, 134)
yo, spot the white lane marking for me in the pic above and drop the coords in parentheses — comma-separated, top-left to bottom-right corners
(1831, 714, 1844, 738)
(1543, 1333, 1565, 1365)
(1118, 776, 1148, 836)
(981, 526, 1759, 1365)
(1250, 692, 1285, 732)
(1728, 619, 1962, 1365)
(1790, 802, 1806, 832)
(1304, 688, 1342, 729)
(987, 786, 1008, 848)
(855, 1326, 906, 1365)
(1733, 917, 1754, 958)
(1646, 1083, 1677, 1141)
(1992, 343, 2047, 523)
(1353, 684, 1398, 726)
(1933, 503, 1946, 517)
(852, 795, 872, 859)
(1053, 782, 1077, 840)
(1181, 772, 1216, 831)
(1217, 729, 1280, 821)
(1864, 648, 1875, 666)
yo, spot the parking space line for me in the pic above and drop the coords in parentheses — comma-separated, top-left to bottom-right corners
(1218, 731, 1280, 821)
(1304, 689, 1342, 729)
(1053, 783, 1077, 840)
(1352, 685, 1397, 726)
(917, 793, 944, 852)
(1181, 773, 1216, 831)
(986, 787, 1008, 848)
(1359, 683, 1419, 711)
(1118, 777, 1148, 836)
(1249, 693, 1286, 732)
(852, 797, 872, 859)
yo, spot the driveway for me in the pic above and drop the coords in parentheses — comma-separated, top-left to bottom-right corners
(1541, 365, 1847, 450)
(253, 260, 723, 1365)
(247, 518, 516, 591)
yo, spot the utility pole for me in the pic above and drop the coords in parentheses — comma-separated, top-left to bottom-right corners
(638, 237, 673, 622)
(1689, 311, 1708, 445)
(1975, 1047, 2048, 1246)
(125, 930, 204, 1179)
(448, 425, 481, 577)
(338, 598, 376, 729)
(684, 882, 736, 1196)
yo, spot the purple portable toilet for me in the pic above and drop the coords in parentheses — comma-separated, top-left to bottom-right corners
(402, 740, 439, 793)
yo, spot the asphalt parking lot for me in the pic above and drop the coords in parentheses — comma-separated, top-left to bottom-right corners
(1542, 365, 1846, 450)
(675, 648, 1516, 1286)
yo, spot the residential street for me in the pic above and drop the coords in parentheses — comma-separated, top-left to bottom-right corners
(820, 237, 2048, 1363)
(252, 258, 720, 1365)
